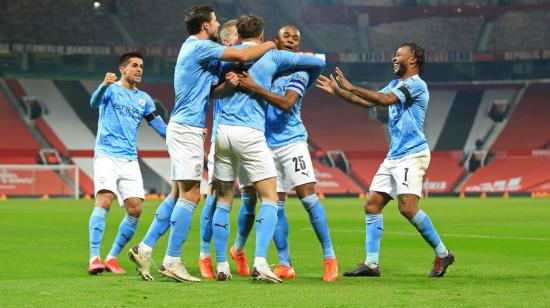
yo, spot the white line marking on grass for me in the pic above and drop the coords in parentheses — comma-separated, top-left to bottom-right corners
(299, 228, 549, 241)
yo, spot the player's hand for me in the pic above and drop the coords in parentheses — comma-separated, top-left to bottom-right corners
(316, 75, 337, 95)
(335, 67, 354, 92)
(225, 71, 239, 89)
(103, 72, 117, 87)
(237, 71, 257, 92)
(202, 128, 208, 138)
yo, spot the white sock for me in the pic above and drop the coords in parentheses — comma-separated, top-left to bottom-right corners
(106, 255, 115, 260)
(89, 256, 100, 263)
(199, 252, 211, 259)
(254, 256, 267, 268)
(217, 261, 230, 273)
(163, 255, 180, 265)
(435, 243, 449, 258)
(139, 242, 153, 257)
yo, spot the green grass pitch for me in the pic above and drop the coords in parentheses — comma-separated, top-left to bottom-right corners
(1, 197, 549, 307)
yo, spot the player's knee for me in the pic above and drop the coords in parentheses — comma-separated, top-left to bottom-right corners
(124, 198, 143, 217)
(364, 202, 380, 215)
(398, 201, 418, 219)
(127, 205, 142, 218)
(95, 191, 115, 208)
(295, 182, 316, 199)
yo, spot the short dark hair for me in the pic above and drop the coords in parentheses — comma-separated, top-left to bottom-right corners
(236, 15, 264, 40)
(400, 42, 425, 74)
(185, 6, 215, 35)
(119, 52, 143, 66)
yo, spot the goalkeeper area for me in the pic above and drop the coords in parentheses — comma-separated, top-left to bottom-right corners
(1, 197, 548, 306)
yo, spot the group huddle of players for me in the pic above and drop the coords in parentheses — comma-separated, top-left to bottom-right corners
(86, 5, 454, 284)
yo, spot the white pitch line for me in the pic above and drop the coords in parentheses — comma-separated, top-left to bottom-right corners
(298, 228, 549, 241)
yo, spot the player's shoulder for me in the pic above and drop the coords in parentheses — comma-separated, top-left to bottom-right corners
(290, 69, 309, 81)
(406, 75, 427, 90)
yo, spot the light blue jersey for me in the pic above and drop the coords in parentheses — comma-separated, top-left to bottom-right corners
(171, 36, 227, 128)
(265, 70, 309, 147)
(219, 46, 325, 132)
(379, 75, 429, 159)
(91, 82, 156, 161)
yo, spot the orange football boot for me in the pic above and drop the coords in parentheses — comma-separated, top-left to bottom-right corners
(198, 257, 216, 279)
(323, 258, 339, 282)
(104, 257, 127, 274)
(273, 264, 296, 279)
(230, 246, 250, 277)
(88, 256, 105, 275)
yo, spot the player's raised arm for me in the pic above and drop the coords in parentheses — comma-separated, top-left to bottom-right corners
(316, 74, 375, 108)
(238, 71, 300, 111)
(90, 72, 117, 108)
(334, 67, 399, 107)
(220, 41, 276, 63)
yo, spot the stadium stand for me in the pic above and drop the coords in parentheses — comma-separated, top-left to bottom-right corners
(487, 9, 550, 51)
(435, 89, 484, 150)
(423, 89, 455, 150)
(0, 0, 122, 45)
(462, 151, 550, 193)
(301, 88, 388, 152)
(369, 16, 484, 52)
(491, 83, 550, 151)
(311, 160, 363, 194)
(0, 88, 40, 164)
(0, 87, 78, 196)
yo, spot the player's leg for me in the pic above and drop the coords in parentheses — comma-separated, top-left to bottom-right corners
(272, 192, 295, 279)
(88, 190, 114, 274)
(105, 197, 142, 274)
(160, 122, 203, 282)
(129, 181, 177, 281)
(270, 152, 293, 275)
(88, 156, 118, 274)
(234, 185, 258, 253)
(230, 185, 256, 277)
(344, 159, 394, 277)
(295, 183, 339, 282)
(394, 151, 453, 277)
(106, 159, 145, 274)
(198, 181, 217, 279)
(199, 145, 218, 263)
(210, 124, 238, 280)
(212, 180, 235, 280)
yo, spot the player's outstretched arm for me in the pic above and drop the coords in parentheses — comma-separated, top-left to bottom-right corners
(146, 111, 167, 138)
(334, 67, 399, 107)
(238, 71, 300, 111)
(293, 55, 325, 86)
(316, 74, 375, 108)
(221, 41, 276, 63)
(90, 72, 116, 108)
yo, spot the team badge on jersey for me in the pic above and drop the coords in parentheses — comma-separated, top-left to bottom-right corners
(138, 98, 146, 106)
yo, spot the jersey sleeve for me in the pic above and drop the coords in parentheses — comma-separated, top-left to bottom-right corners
(272, 50, 300, 72)
(195, 40, 228, 63)
(90, 83, 112, 108)
(286, 71, 309, 97)
(143, 94, 156, 116)
(390, 77, 427, 105)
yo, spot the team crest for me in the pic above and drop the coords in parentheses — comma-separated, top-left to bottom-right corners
(138, 98, 146, 106)
(194, 164, 202, 176)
